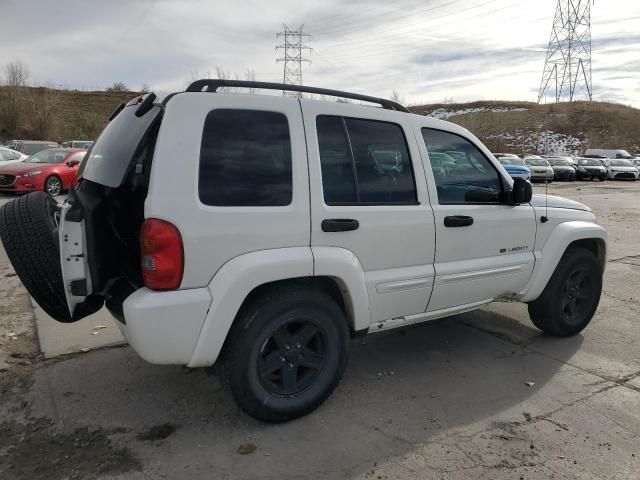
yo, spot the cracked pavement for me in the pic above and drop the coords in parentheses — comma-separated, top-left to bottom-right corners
(0, 181, 639, 479)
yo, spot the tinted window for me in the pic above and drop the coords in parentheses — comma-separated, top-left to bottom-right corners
(80, 104, 162, 188)
(317, 116, 417, 205)
(317, 116, 357, 204)
(422, 128, 503, 204)
(199, 109, 292, 206)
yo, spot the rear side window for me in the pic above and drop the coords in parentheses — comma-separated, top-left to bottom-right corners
(317, 115, 417, 205)
(199, 109, 292, 207)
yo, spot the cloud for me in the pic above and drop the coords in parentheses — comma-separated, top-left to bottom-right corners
(0, 0, 639, 106)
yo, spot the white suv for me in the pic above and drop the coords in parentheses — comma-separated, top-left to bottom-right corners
(0, 81, 607, 422)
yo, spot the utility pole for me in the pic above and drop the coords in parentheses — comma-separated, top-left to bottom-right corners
(276, 24, 312, 96)
(538, 0, 593, 103)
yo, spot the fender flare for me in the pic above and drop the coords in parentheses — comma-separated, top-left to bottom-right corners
(518, 221, 607, 302)
(187, 246, 371, 367)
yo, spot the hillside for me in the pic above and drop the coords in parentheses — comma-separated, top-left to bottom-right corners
(0, 87, 136, 142)
(410, 100, 640, 155)
(2, 86, 639, 156)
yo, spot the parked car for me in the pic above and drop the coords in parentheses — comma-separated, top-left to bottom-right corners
(0, 81, 607, 423)
(546, 157, 576, 181)
(493, 153, 520, 160)
(584, 148, 636, 160)
(61, 140, 94, 149)
(0, 148, 86, 195)
(11, 140, 60, 155)
(496, 156, 531, 180)
(524, 158, 554, 182)
(574, 158, 608, 181)
(629, 158, 640, 174)
(0, 147, 28, 165)
(606, 159, 639, 180)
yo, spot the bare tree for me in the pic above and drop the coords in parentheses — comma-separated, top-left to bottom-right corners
(187, 67, 255, 93)
(245, 69, 256, 94)
(105, 81, 128, 92)
(0, 60, 29, 137)
(25, 85, 61, 139)
(70, 111, 104, 139)
(390, 90, 406, 105)
(140, 83, 151, 94)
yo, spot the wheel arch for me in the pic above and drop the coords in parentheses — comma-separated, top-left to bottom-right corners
(187, 247, 370, 368)
(519, 221, 607, 302)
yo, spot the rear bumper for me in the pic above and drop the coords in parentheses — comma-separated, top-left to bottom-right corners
(119, 287, 212, 364)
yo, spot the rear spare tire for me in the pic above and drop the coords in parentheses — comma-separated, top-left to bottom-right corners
(0, 192, 72, 322)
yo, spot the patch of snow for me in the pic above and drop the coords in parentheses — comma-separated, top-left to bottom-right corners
(427, 107, 529, 119)
(486, 130, 582, 155)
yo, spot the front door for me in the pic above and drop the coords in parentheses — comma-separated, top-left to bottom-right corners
(302, 100, 436, 325)
(414, 124, 536, 312)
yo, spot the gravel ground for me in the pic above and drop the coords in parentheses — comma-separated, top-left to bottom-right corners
(0, 181, 638, 480)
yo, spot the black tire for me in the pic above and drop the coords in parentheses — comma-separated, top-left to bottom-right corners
(219, 285, 349, 423)
(0, 192, 72, 322)
(528, 246, 602, 337)
(44, 175, 62, 196)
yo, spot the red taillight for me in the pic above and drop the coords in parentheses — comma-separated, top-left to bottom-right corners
(140, 218, 184, 290)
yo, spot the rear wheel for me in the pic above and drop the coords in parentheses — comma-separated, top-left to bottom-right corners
(528, 247, 602, 337)
(45, 175, 62, 196)
(219, 285, 349, 422)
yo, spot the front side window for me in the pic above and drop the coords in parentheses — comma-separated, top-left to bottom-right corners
(199, 109, 292, 207)
(317, 116, 417, 205)
(422, 128, 503, 204)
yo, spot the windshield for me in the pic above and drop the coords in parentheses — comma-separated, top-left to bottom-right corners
(79, 102, 162, 188)
(610, 159, 632, 167)
(547, 158, 571, 166)
(499, 158, 526, 166)
(578, 159, 602, 166)
(526, 159, 548, 166)
(25, 149, 70, 164)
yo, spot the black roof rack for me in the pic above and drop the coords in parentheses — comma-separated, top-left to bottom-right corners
(185, 79, 410, 113)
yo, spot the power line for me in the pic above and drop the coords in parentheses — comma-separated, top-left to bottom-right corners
(538, 0, 593, 103)
(276, 24, 312, 96)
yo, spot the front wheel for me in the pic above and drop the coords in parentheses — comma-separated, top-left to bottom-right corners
(528, 247, 602, 336)
(219, 285, 349, 422)
(45, 175, 62, 196)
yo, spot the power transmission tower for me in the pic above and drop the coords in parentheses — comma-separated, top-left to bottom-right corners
(538, 0, 593, 103)
(276, 25, 312, 96)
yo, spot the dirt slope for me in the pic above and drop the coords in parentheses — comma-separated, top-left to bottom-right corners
(410, 100, 640, 155)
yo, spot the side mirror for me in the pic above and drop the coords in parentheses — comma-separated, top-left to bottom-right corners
(509, 178, 532, 205)
(67, 160, 80, 167)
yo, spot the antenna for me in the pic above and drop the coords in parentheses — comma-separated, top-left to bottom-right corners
(541, 170, 549, 223)
(538, 0, 593, 103)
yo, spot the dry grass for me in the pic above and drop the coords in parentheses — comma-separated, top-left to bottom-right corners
(410, 100, 640, 154)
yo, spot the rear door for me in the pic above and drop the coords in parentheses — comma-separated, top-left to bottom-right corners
(415, 123, 536, 312)
(302, 100, 436, 325)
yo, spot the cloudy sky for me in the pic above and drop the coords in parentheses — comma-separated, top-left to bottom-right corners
(1, 0, 639, 106)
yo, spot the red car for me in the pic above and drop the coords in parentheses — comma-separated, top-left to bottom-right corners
(0, 148, 86, 196)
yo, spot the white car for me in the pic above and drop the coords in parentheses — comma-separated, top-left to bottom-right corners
(0, 147, 28, 165)
(606, 159, 639, 180)
(0, 81, 607, 422)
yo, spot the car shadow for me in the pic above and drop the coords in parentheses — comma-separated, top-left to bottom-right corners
(27, 308, 584, 479)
